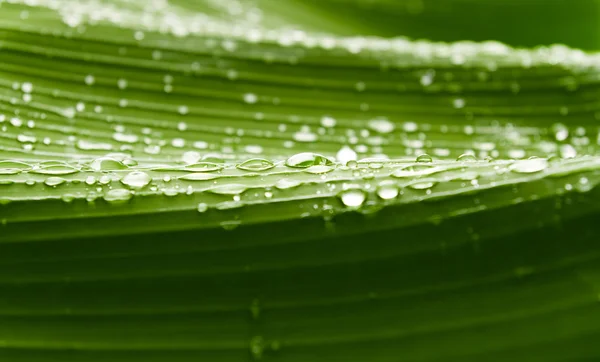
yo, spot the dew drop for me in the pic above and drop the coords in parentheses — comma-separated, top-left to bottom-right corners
(237, 158, 275, 171)
(509, 158, 548, 174)
(416, 154, 433, 163)
(90, 157, 128, 171)
(275, 178, 301, 189)
(121, 171, 151, 189)
(376, 181, 399, 200)
(408, 181, 437, 190)
(285, 152, 333, 168)
(243, 93, 258, 104)
(209, 184, 247, 195)
(336, 146, 357, 164)
(339, 188, 366, 208)
(104, 189, 133, 203)
(250, 336, 264, 360)
(84, 75, 95, 85)
(320, 116, 337, 128)
(197, 203, 208, 213)
(182, 151, 201, 164)
(457, 154, 477, 162)
(368, 117, 395, 134)
(44, 177, 66, 187)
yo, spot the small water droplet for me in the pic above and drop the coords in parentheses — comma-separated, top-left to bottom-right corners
(197, 203, 208, 213)
(368, 117, 395, 134)
(320, 116, 336, 128)
(250, 336, 264, 360)
(243, 93, 258, 104)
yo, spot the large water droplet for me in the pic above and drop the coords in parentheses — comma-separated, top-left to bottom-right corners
(121, 171, 151, 189)
(376, 181, 399, 200)
(408, 181, 437, 190)
(275, 178, 301, 189)
(509, 158, 548, 174)
(44, 177, 66, 187)
(285, 152, 333, 168)
(339, 188, 366, 208)
(104, 189, 133, 203)
(336, 146, 357, 164)
(237, 158, 275, 172)
(90, 157, 128, 172)
(209, 184, 247, 195)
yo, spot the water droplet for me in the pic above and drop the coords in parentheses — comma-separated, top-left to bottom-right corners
(250, 336, 264, 360)
(453, 98, 465, 109)
(221, 220, 241, 230)
(368, 117, 395, 134)
(339, 188, 366, 208)
(552, 123, 569, 141)
(275, 178, 301, 189)
(121, 171, 151, 189)
(509, 158, 548, 174)
(408, 181, 436, 190)
(32, 163, 78, 175)
(117, 78, 128, 89)
(178, 106, 189, 115)
(237, 158, 275, 171)
(104, 189, 133, 203)
(84, 75, 95, 85)
(243, 93, 258, 104)
(250, 299, 260, 320)
(285, 152, 333, 168)
(209, 184, 247, 195)
(321, 116, 336, 128)
(293, 130, 318, 143)
(416, 154, 433, 163)
(559, 144, 577, 159)
(457, 154, 477, 162)
(305, 165, 334, 174)
(90, 157, 128, 172)
(182, 151, 201, 164)
(336, 146, 357, 164)
(376, 181, 399, 200)
(44, 177, 66, 187)
(21, 82, 32, 93)
(197, 203, 208, 213)
(346, 160, 358, 168)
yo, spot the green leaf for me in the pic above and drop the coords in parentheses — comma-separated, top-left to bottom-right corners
(1, 1, 600, 361)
